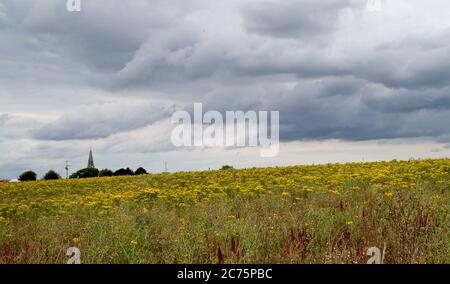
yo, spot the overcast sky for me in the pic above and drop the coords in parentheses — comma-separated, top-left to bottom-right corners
(1, 0, 450, 179)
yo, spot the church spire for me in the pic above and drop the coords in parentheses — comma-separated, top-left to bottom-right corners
(87, 148, 95, 169)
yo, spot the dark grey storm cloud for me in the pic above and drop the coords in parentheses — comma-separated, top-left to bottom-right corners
(241, 0, 360, 38)
(270, 77, 450, 141)
(1, 0, 450, 175)
(33, 102, 176, 140)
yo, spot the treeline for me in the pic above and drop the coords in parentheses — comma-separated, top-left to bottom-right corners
(69, 167, 148, 179)
(17, 167, 149, 182)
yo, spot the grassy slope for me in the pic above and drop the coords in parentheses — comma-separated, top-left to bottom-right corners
(0, 159, 449, 263)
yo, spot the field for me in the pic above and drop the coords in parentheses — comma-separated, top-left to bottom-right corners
(0, 159, 449, 264)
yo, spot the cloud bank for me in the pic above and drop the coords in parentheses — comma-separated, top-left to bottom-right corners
(1, 0, 450, 177)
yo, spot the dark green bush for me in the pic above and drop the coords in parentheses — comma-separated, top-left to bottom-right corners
(70, 168, 99, 179)
(221, 165, 234, 170)
(18, 171, 37, 182)
(135, 167, 148, 175)
(114, 168, 135, 176)
(43, 170, 61, 180)
(99, 169, 114, 177)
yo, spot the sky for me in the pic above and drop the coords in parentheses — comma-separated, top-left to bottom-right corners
(1, 0, 450, 179)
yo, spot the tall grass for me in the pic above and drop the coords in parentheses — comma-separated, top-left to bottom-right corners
(1, 183, 448, 263)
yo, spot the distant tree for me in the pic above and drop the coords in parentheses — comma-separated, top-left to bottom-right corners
(99, 169, 114, 177)
(114, 168, 135, 176)
(221, 165, 234, 170)
(135, 167, 148, 175)
(70, 168, 99, 179)
(19, 171, 37, 182)
(43, 170, 61, 180)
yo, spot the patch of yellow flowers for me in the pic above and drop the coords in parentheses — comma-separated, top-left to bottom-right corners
(0, 159, 449, 218)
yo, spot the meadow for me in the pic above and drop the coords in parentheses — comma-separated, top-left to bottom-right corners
(0, 159, 449, 264)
